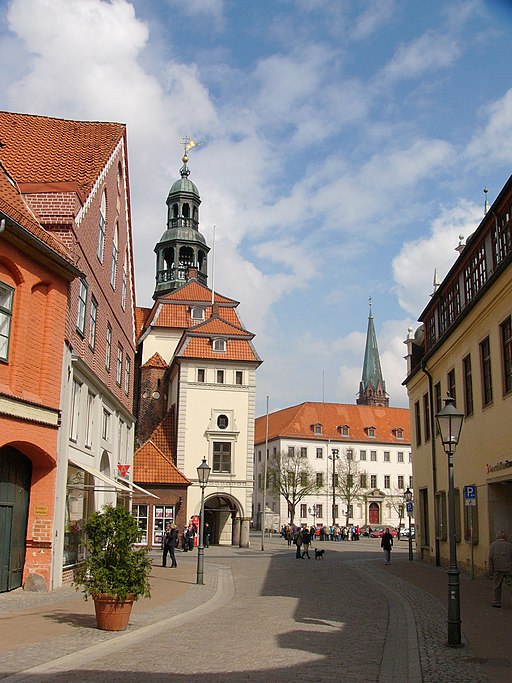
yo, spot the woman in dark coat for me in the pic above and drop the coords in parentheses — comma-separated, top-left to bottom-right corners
(381, 528, 393, 565)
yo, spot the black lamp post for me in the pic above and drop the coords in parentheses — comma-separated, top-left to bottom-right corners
(404, 487, 413, 561)
(435, 396, 464, 647)
(196, 457, 211, 585)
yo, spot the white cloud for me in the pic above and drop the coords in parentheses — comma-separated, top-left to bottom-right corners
(392, 200, 483, 317)
(380, 30, 461, 83)
(466, 88, 512, 164)
(352, 0, 397, 41)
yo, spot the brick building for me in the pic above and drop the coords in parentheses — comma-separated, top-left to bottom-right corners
(0, 111, 138, 590)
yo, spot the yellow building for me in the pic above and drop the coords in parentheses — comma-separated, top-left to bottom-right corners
(404, 174, 512, 575)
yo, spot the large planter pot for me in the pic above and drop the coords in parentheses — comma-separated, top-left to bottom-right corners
(93, 594, 135, 631)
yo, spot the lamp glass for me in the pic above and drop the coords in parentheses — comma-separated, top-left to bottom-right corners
(404, 487, 413, 503)
(436, 397, 464, 449)
(197, 458, 211, 485)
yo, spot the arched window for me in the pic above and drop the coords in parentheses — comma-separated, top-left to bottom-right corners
(110, 224, 118, 289)
(0, 281, 14, 361)
(97, 190, 106, 262)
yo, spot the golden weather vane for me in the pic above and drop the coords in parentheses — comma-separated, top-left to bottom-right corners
(179, 136, 202, 163)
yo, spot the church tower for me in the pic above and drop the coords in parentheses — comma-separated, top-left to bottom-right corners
(153, 147, 209, 298)
(357, 301, 389, 407)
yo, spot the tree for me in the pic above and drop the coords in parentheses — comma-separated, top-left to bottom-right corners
(263, 447, 321, 524)
(388, 486, 406, 531)
(333, 449, 367, 527)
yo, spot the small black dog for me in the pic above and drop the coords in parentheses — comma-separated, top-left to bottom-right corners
(314, 548, 325, 560)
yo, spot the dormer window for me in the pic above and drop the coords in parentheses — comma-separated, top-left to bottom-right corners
(312, 423, 322, 435)
(366, 426, 376, 438)
(213, 338, 226, 352)
(394, 428, 404, 439)
(337, 424, 350, 436)
(191, 306, 205, 321)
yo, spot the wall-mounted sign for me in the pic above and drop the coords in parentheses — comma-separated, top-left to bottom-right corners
(34, 505, 49, 516)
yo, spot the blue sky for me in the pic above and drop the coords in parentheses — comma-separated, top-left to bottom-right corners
(2, 0, 512, 416)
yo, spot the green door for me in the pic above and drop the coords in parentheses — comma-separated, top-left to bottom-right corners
(0, 447, 32, 592)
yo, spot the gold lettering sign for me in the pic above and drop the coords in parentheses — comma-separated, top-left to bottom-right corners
(34, 505, 49, 516)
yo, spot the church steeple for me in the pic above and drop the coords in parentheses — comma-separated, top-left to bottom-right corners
(357, 300, 389, 407)
(153, 142, 210, 298)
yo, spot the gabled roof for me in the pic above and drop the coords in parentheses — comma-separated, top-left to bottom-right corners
(189, 316, 252, 337)
(175, 336, 261, 362)
(0, 162, 78, 268)
(161, 279, 238, 305)
(255, 402, 410, 445)
(133, 441, 190, 485)
(142, 352, 168, 369)
(0, 111, 125, 201)
(146, 302, 243, 331)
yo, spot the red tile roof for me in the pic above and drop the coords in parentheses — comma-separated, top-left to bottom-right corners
(176, 337, 260, 362)
(191, 317, 252, 337)
(161, 279, 238, 305)
(142, 352, 168, 369)
(148, 302, 243, 330)
(255, 402, 410, 445)
(135, 307, 151, 338)
(0, 163, 77, 266)
(133, 441, 190, 485)
(0, 111, 125, 201)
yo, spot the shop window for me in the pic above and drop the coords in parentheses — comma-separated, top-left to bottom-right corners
(64, 466, 88, 567)
(153, 505, 175, 547)
(133, 504, 148, 545)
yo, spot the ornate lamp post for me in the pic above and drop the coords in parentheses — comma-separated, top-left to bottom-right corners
(328, 449, 340, 527)
(196, 457, 211, 585)
(435, 396, 464, 647)
(404, 487, 413, 561)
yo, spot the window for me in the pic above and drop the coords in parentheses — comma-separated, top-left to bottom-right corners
(300, 447, 307, 458)
(316, 448, 323, 459)
(216, 369, 224, 384)
(414, 400, 422, 446)
(116, 344, 123, 385)
(384, 451, 390, 462)
(434, 382, 442, 434)
(213, 442, 231, 473)
(313, 424, 322, 434)
(288, 446, 295, 456)
(300, 504, 307, 518)
(85, 392, 94, 448)
(124, 356, 131, 395)
(235, 371, 243, 385)
(213, 338, 226, 352)
(217, 414, 229, 429)
(132, 505, 148, 545)
(316, 504, 323, 519)
(257, 450, 261, 462)
(370, 450, 377, 462)
(88, 296, 98, 350)
(395, 428, 404, 439)
(198, 368, 205, 383)
(447, 369, 456, 404)
(367, 427, 376, 437)
(346, 449, 353, 460)
(359, 450, 366, 461)
(191, 307, 204, 321)
(110, 224, 118, 289)
(408, 452, 412, 463)
(409, 475, 413, 488)
(480, 336, 493, 406)
(338, 424, 349, 436)
(97, 190, 106, 262)
(102, 408, 111, 440)
(105, 323, 112, 370)
(76, 279, 88, 335)
(70, 379, 81, 442)
(360, 474, 367, 488)
(121, 255, 127, 311)
(152, 505, 175, 547)
(316, 472, 323, 487)
(398, 475, 404, 489)
(397, 451, 404, 463)
(384, 475, 390, 489)
(501, 316, 512, 395)
(0, 282, 14, 361)
(423, 393, 431, 442)
(463, 354, 474, 417)
(370, 475, 377, 488)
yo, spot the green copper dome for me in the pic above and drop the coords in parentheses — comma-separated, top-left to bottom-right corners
(167, 162, 199, 199)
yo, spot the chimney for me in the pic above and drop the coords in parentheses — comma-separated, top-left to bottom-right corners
(211, 302, 220, 317)
(186, 266, 198, 281)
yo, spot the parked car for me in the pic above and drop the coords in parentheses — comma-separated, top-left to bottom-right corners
(400, 527, 415, 539)
(370, 528, 399, 538)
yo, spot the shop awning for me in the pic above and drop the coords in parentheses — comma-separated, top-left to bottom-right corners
(68, 458, 132, 493)
(118, 480, 159, 499)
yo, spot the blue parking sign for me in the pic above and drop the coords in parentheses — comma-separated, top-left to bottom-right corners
(464, 485, 477, 499)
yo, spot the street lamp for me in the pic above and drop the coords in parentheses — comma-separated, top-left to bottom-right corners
(328, 449, 340, 527)
(404, 487, 413, 562)
(196, 457, 211, 585)
(436, 396, 464, 647)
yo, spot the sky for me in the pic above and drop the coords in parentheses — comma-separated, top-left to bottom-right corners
(2, 0, 512, 418)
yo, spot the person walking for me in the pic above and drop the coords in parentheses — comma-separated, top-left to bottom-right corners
(381, 527, 393, 565)
(301, 528, 311, 559)
(162, 523, 173, 567)
(204, 522, 211, 548)
(488, 530, 512, 607)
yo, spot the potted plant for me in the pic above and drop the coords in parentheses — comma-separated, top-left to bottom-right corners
(74, 504, 152, 631)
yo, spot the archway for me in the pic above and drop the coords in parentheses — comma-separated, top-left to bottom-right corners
(202, 493, 243, 546)
(369, 502, 380, 525)
(0, 446, 31, 592)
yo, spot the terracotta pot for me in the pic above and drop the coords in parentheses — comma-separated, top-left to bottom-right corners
(93, 594, 134, 631)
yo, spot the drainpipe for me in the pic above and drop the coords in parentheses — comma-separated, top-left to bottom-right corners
(421, 361, 441, 566)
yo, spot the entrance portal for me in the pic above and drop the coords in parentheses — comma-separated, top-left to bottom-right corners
(0, 447, 32, 592)
(203, 494, 242, 545)
(369, 502, 380, 525)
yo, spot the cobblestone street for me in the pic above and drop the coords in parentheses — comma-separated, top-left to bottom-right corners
(1, 536, 510, 682)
